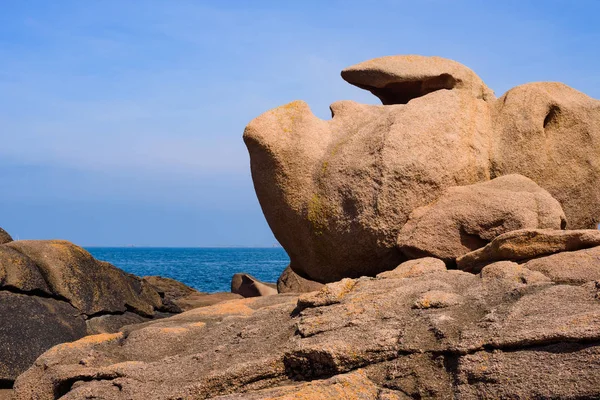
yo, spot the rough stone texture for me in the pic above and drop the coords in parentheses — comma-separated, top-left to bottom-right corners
(341, 54, 495, 104)
(231, 273, 277, 297)
(479, 261, 551, 286)
(397, 175, 566, 263)
(7, 240, 162, 316)
(0, 292, 87, 383)
(245, 54, 600, 283)
(490, 82, 600, 230)
(245, 59, 493, 283)
(13, 266, 600, 399)
(174, 292, 244, 310)
(0, 227, 12, 245)
(277, 265, 324, 293)
(376, 257, 446, 279)
(0, 240, 198, 383)
(522, 246, 600, 284)
(457, 229, 600, 272)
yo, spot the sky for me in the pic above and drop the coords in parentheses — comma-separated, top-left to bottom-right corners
(0, 1, 599, 246)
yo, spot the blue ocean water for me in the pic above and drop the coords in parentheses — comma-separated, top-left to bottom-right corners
(86, 247, 289, 293)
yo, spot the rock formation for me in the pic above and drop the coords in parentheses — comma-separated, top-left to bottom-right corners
(0, 235, 232, 385)
(277, 265, 324, 293)
(397, 174, 566, 263)
(244, 54, 600, 284)
(231, 273, 277, 297)
(12, 255, 600, 399)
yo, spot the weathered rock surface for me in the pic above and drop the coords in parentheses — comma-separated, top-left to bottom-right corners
(341, 54, 495, 104)
(144, 275, 243, 311)
(458, 229, 600, 272)
(277, 265, 324, 293)
(245, 54, 600, 283)
(522, 246, 600, 284)
(245, 57, 493, 283)
(376, 257, 446, 279)
(0, 227, 12, 245)
(13, 263, 600, 399)
(231, 273, 277, 297)
(0, 240, 196, 383)
(490, 82, 600, 229)
(397, 175, 566, 263)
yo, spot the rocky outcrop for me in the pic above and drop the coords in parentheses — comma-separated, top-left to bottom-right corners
(277, 265, 324, 293)
(0, 227, 12, 244)
(231, 273, 277, 297)
(397, 175, 566, 263)
(457, 229, 600, 272)
(522, 246, 600, 285)
(0, 239, 242, 385)
(13, 259, 600, 399)
(142, 276, 242, 312)
(245, 55, 600, 283)
(490, 82, 600, 229)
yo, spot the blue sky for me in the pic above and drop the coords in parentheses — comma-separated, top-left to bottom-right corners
(0, 1, 598, 246)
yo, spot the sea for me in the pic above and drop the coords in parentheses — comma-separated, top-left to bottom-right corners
(86, 247, 290, 293)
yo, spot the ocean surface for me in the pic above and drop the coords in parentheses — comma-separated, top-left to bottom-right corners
(86, 247, 290, 293)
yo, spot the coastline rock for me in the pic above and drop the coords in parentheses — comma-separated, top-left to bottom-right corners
(13, 265, 600, 399)
(341, 54, 495, 104)
(457, 229, 600, 272)
(231, 273, 277, 297)
(0, 227, 12, 244)
(480, 261, 551, 286)
(490, 82, 600, 229)
(277, 265, 324, 293)
(245, 56, 493, 283)
(522, 246, 600, 284)
(397, 175, 566, 263)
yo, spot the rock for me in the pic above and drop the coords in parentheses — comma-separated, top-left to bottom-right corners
(397, 175, 566, 263)
(14, 265, 600, 399)
(173, 292, 244, 310)
(245, 56, 493, 283)
(457, 229, 600, 272)
(490, 82, 600, 229)
(376, 257, 446, 279)
(0, 227, 12, 244)
(412, 290, 463, 309)
(0, 240, 173, 382)
(143, 275, 204, 312)
(277, 265, 324, 293)
(480, 261, 552, 286)
(231, 273, 277, 298)
(522, 246, 600, 284)
(341, 54, 495, 104)
(0, 291, 86, 383)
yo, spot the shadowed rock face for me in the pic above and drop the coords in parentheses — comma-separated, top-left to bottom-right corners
(12, 261, 600, 399)
(246, 55, 600, 283)
(0, 227, 12, 245)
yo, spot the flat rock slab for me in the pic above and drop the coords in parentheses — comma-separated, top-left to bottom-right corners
(457, 229, 600, 272)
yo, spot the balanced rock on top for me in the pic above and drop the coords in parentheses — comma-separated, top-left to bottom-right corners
(245, 54, 600, 283)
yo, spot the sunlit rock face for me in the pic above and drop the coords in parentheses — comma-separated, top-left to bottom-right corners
(244, 54, 600, 284)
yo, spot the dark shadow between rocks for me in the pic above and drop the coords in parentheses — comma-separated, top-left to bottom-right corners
(352, 74, 458, 105)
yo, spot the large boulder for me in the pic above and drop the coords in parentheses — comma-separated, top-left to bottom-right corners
(231, 273, 277, 297)
(245, 54, 600, 283)
(13, 262, 600, 399)
(457, 229, 600, 272)
(341, 54, 495, 104)
(522, 246, 600, 285)
(490, 82, 600, 229)
(245, 56, 494, 282)
(397, 174, 566, 263)
(277, 265, 324, 294)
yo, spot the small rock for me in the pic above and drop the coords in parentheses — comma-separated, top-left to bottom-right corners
(0, 227, 13, 244)
(277, 265, 324, 293)
(377, 257, 446, 279)
(231, 273, 277, 298)
(480, 261, 551, 286)
(413, 290, 463, 309)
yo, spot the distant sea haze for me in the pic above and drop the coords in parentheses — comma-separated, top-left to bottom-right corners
(86, 247, 289, 293)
